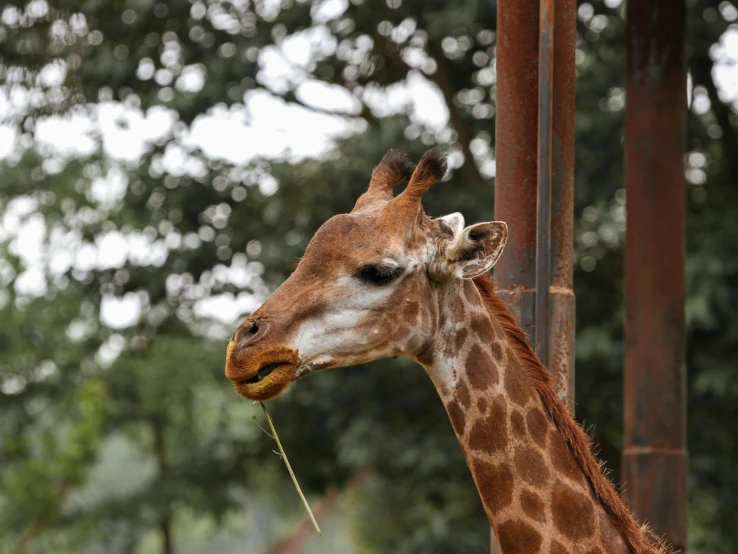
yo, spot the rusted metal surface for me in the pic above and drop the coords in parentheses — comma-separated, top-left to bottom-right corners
(494, 0, 540, 344)
(495, 0, 576, 410)
(550, 0, 576, 293)
(549, 287, 575, 409)
(623, 0, 688, 551)
(549, 0, 577, 411)
(535, 0, 555, 368)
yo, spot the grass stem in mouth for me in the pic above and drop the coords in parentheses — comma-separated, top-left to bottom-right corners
(259, 402, 322, 536)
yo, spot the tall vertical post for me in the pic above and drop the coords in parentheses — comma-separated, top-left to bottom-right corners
(623, 1, 688, 551)
(495, 0, 540, 347)
(535, 0, 555, 369)
(549, 0, 576, 411)
(495, 0, 576, 406)
(494, 0, 576, 551)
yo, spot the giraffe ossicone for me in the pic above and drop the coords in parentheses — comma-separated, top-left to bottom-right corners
(225, 149, 670, 554)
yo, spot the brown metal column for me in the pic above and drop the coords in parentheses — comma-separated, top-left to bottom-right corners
(494, 0, 576, 550)
(495, 0, 576, 404)
(549, 0, 576, 411)
(535, 0, 555, 370)
(623, 0, 688, 551)
(494, 0, 540, 341)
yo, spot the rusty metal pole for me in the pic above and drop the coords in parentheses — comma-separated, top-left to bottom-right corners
(535, 0, 555, 369)
(494, 0, 540, 341)
(549, 0, 576, 412)
(495, 0, 576, 403)
(623, 0, 688, 551)
(494, 0, 575, 551)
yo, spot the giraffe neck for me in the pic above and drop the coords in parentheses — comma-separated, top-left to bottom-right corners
(416, 278, 644, 554)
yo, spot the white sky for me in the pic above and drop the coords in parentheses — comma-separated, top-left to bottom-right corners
(1, 7, 737, 338)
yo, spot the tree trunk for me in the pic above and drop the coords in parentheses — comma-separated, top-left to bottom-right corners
(160, 519, 174, 554)
(154, 423, 174, 554)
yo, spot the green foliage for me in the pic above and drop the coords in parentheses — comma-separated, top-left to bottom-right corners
(1, 378, 108, 534)
(1, 0, 737, 553)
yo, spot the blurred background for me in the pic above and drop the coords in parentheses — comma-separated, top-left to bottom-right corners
(0, 0, 737, 553)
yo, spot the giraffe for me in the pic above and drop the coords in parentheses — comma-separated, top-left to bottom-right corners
(225, 149, 671, 554)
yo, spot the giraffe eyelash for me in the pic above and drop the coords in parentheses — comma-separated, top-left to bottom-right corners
(355, 264, 404, 286)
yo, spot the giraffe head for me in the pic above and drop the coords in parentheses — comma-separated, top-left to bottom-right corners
(225, 149, 508, 401)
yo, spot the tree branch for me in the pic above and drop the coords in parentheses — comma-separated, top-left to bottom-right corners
(260, 489, 338, 554)
(278, 88, 379, 126)
(11, 480, 69, 554)
(425, 40, 485, 186)
(691, 54, 738, 178)
(372, 33, 416, 75)
(259, 467, 369, 554)
(373, 33, 484, 184)
(268, 44, 380, 126)
(11, 516, 46, 554)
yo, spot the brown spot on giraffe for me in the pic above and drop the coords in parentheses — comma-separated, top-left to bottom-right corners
(456, 379, 471, 410)
(470, 312, 490, 336)
(526, 407, 550, 449)
(472, 458, 514, 515)
(549, 432, 588, 487)
(468, 396, 508, 454)
(551, 540, 569, 554)
(466, 344, 498, 390)
(446, 398, 466, 435)
(515, 443, 551, 486)
(504, 360, 532, 406)
(490, 341, 503, 362)
(497, 519, 544, 554)
(510, 409, 526, 436)
(552, 481, 597, 541)
(477, 396, 488, 414)
(454, 327, 469, 352)
(520, 489, 547, 523)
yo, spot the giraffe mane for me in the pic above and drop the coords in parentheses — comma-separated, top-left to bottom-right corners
(473, 275, 672, 554)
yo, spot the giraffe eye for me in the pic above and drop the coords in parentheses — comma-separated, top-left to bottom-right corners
(355, 264, 403, 286)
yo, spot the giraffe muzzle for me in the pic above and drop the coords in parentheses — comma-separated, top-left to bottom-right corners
(225, 340, 300, 401)
(238, 361, 289, 385)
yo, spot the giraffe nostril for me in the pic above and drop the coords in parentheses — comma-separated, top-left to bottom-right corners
(233, 318, 267, 346)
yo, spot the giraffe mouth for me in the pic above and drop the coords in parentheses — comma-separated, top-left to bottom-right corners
(226, 345, 299, 401)
(239, 362, 288, 385)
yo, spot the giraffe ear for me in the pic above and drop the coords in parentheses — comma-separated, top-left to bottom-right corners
(435, 212, 465, 237)
(446, 221, 508, 279)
